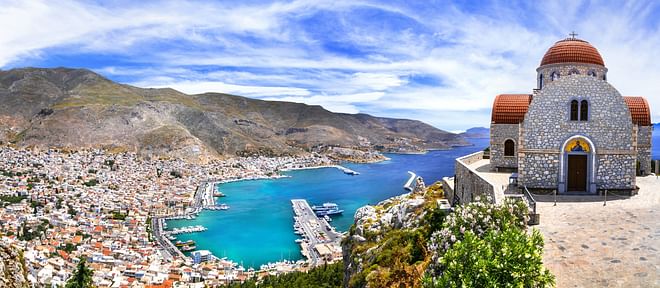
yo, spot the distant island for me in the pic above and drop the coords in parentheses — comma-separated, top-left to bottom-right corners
(459, 127, 490, 139)
(0, 68, 469, 163)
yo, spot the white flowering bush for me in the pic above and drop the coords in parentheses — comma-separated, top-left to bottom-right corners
(424, 197, 554, 287)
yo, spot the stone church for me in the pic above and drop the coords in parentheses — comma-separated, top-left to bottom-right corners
(489, 35, 652, 194)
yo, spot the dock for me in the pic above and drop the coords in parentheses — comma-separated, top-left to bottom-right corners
(404, 171, 417, 191)
(336, 166, 360, 175)
(290, 199, 343, 267)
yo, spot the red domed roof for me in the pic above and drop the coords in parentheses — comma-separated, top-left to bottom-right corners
(624, 96, 652, 126)
(540, 38, 604, 66)
(491, 94, 532, 124)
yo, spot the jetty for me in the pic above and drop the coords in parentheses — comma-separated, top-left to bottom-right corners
(404, 171, 417, 191)
(290, 199, 343, 267)
(336, 166, 360, 175)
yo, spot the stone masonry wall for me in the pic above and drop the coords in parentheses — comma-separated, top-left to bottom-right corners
(454, 151, 497, 204)
(518, 152, 560, 188)
(490, 123, 519, 170)
(537, 63, 608, 89)
(637, 125, 653, 175)
(596, 154, 636, 189)
(520, 73, 635, 191)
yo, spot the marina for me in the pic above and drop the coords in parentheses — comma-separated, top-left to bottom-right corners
(290, 199, 343, 266)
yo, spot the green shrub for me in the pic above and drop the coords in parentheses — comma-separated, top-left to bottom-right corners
(427, 229, 554, 287)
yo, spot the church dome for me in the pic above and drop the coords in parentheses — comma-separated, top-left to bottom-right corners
(540, 37, 604, 66)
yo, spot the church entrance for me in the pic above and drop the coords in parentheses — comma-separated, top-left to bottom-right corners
(567, 154, 587, 191)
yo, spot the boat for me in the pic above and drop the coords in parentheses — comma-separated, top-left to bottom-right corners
(218, 203, 230, 210)
(294, 239, 304, 243)
(313, 203, 343, 216)
(167, 236, 176, 241)
(175, 240, 196, 247)
(323, 215, 332, 222)
(312, 202, 339, 211)
(213, 191, 226, 197)
(180, 245, 196, 252)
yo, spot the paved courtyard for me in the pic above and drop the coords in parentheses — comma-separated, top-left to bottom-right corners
(534, 175, 660, 287)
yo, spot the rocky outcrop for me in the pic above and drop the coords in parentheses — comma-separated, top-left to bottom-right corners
(0, 244, 29, 288)
(342, 180, 439, 288)
(0, 68, 469, 162)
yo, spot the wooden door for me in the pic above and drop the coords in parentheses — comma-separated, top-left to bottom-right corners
(567, 155, 587, 191)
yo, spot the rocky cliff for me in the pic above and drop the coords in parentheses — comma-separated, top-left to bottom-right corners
(0, 244, 29, 288)
(0, 68, 469, 162)
(342, 180, 446, 287)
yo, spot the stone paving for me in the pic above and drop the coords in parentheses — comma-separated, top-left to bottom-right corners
(534, 175, 660, 287)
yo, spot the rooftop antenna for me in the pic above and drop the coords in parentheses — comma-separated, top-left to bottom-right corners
(569, 31, 578, 39)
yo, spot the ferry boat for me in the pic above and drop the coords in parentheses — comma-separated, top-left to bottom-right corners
(175, 240, 196, 247)
(180, 245, 196, 252)
(312, 203, 344, 216)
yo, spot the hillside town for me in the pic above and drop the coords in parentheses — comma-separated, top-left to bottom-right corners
(0, 146, 337, 287)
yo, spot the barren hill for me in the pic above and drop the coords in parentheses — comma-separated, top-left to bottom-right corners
(0, 68, 469, 162)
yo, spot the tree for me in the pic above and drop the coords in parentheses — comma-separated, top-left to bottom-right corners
(66, 259, 93, 288)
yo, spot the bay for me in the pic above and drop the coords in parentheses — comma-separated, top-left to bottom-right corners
(166, 138, 489, 268)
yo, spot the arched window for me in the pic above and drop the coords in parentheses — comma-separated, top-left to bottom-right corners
(538, 74, 544, 89)
(551, 71, 560, 81)
(504, 139, 515, 156)
(569, 68, 580, 75)
(580, 100, 588, 121)
(588, 70, 597, 77)
(570, 100, 579, 121)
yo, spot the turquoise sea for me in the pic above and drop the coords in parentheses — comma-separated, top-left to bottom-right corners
(167, 135, 659, 268)
(166, 138, 489, 268)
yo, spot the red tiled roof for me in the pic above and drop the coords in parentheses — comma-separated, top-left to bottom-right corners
(624, 96, 652, 126)
(491, 94, 532, 124)
(541, 38, 604, 66)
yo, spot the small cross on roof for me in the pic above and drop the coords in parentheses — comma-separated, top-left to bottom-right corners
(569, 31, 578, 38)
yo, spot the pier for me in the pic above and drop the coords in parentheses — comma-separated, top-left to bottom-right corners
(152, 217, 185, 259)
(404, 171, 417, 191)
(336, 166, 360, 175)
(290, 199, 343, 267)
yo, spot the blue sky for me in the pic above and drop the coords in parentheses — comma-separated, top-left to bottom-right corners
(1, 0, 659, 131)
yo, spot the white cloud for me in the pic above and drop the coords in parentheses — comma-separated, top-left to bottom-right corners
(1, 1, 659, 129)
(133, 79, 311, 97)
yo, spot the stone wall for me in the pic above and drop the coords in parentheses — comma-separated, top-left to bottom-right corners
(520, 74, 636, 192)
(637, 125, 653, 175)
(489, 123, 519, 170)
(453, 151, 501, 204)
(536, 63, 608, 89)
(518, 152, 560, 189)
(596, 154, 636, 189)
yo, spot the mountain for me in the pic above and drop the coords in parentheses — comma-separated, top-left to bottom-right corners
(0, 68, 469, 162)
(459, 127, 489, 139)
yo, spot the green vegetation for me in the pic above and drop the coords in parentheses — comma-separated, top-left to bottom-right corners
(225, 262, 343, 288)
(111, 212, 127, 221)
(65, 259, 94, 288)
(0, 195, 27, 204)
(430, 228, 554, 287)
(343, 184, 554, 288)
(424, 198, 554, 287)
(83, 179, 98, 187)
(18, 220, 49, 241)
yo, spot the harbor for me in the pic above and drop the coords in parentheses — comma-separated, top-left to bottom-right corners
(290, 199, 343, 267)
